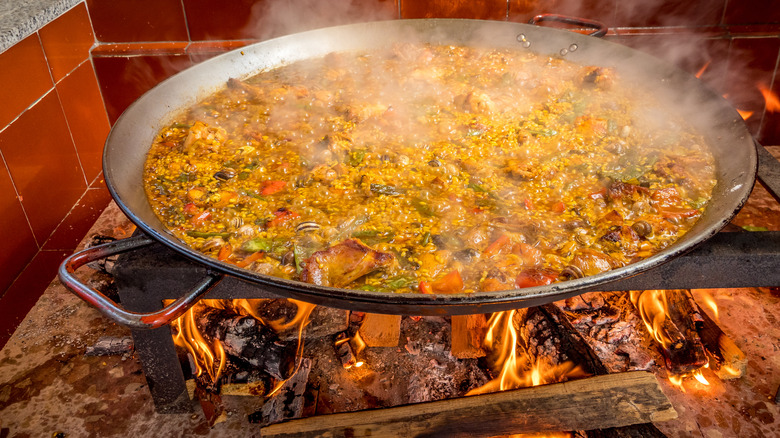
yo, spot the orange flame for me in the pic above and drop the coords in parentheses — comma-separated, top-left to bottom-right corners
(467, 310, 585, 396)
(698, 291, 719, 323)
(172, 305, 226, 383)
(629, 291, 712, 389)
(737, 109, 754, 120)
(759, 84, 780, 112)
(695, 61, 710, 79)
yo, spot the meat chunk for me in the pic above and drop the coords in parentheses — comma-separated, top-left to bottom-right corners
(300, 238, 394, 287)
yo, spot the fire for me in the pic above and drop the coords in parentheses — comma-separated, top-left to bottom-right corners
(629, 290, 712, 389)
(467, 310, 585, 396)
(736, 109, 754, 120)
(759, 83, 780, 112)
(695, 61, 710, 79)
(172, 305, 226, 383)
(172, 298, 315, 392)
(698, 291, 719, 323)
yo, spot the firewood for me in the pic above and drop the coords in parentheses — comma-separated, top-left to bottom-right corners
(450, 314, 488, 358)
(243, 299, 349, 341)
(359, 313, 401, 347)
(195, 385, 227, 426)
(196, 307, 297, 380)
(260, 371, 676, 437)
(84, 336, 133, 356)
(252, 358, 312, 426)
(631, 290, 708, 375)
(696, 305, 747, 380)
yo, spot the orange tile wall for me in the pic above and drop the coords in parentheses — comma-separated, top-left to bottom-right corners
(0, 2, 112, 346)
(86, 0, 780, 144)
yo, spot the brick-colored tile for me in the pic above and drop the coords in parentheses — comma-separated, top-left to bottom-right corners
(184, 0, 261, 41)
(187, 40, 256, 64)
(509, 0, 618, 28)
(724, 0, 780, 26)
(0, 92, 87, 244)
(609, 32, 732, 95)
(613, 0, 726, 28)
(92, 53, 192, 124)
(724, 38, 780, 138)
(38, 3, 95, 82)
(0, 163, 37, 293)
(86, 0, 188, 43)
(0, 34, 53, 129)
(402, 0, 506, 20)
(43, 186, 112, 251)
(56, 62, 111, 181)
(0, 250, 72, 350)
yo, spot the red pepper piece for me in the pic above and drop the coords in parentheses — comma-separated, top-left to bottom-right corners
(418, 280, 433, 294)
(431, 270, 464, 293)
(260, 180, 287, 195)
(515, 268, 558, 288)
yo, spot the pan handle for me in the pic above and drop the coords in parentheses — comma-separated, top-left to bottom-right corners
(529, 14, 608, 38)
(58, 235, 224, 330)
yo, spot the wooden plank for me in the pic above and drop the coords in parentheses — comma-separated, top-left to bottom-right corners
(697, 306, 747, 380)
(450, 314, 487, 358)
(261, 371, 677, 438)
(359, 313, 401, 347)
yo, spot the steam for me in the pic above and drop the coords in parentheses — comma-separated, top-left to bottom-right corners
(244, 0, 397, 41)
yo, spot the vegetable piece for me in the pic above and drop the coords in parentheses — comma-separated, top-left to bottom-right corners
(515, 268, 557, 288)
(418, 281, 433, 294)
(431, 270, 464, 293)
(241, 237, 273, 253)
(411, 198, 435, 217)
(260, 180, 287, 195)
(370, 183, 403, 196)
(348, 150, 366, 167)
(217, 244, 232, 261)
(235, 251, 264, 268)
(552, 201, 566, 214)
(484, 234, 510, 256)
(183, 203, 199, 215)
(186, 230, 231, 239)
(267, 208, 299, 227)
(420, 231, 432, 247)
(192, 211, 211, 225)
(742, 225, 769, 232)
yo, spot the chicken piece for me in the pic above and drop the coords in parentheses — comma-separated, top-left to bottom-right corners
(300, 238, 394, 287)
(454, 91, 494, 114)
(183, 121, 225, 154)
(580, 66, 615, 89)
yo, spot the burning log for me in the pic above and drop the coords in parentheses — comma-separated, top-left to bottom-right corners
(196, 385, 227, 426)
(450, 314, 488, 358)
(260, 371, 676, 437)
(630, 290, 708, 375)
(696, 300, 747, 380)
(252, 358, 313, 426)
(334, 332, 360, 369)
(196, 307, 297, 380)
(240, 299, 348, 341)
(358, 313, 401, 347)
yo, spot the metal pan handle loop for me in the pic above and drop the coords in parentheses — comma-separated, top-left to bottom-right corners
(530, 14, 608, 38)
(58, 235, 223, 329)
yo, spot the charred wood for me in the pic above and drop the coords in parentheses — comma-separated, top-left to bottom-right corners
(84, 336, 133, 356)
(195, 384, 227, 426)
(260, 371, 676, 438)
(252, 358, 312, 426)
(696, 303, 747, 380)
(196, 307, 296, 380)
(240, 299, 348, 341)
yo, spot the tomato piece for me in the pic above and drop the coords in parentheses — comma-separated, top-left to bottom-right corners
(651, 187, 681, 206)
(183, 203, 199, 215)
(659, 206, 699, 219)
(484, 234, 510, 256)
(235, 251, 264, 268)
(191, 210, 211, 225)
(217, 244, 232, 261)
(431, 270, 464, 293)
(524, 198, 534, 210)
(261, 180, 287, 195)
(418, 280, 433, 294)
(552, 201, 566, 213)
(267, 208, 299, 227)
(515, 268, 558, 288)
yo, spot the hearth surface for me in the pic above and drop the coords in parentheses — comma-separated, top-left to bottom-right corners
(2, 145, 780, 437)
